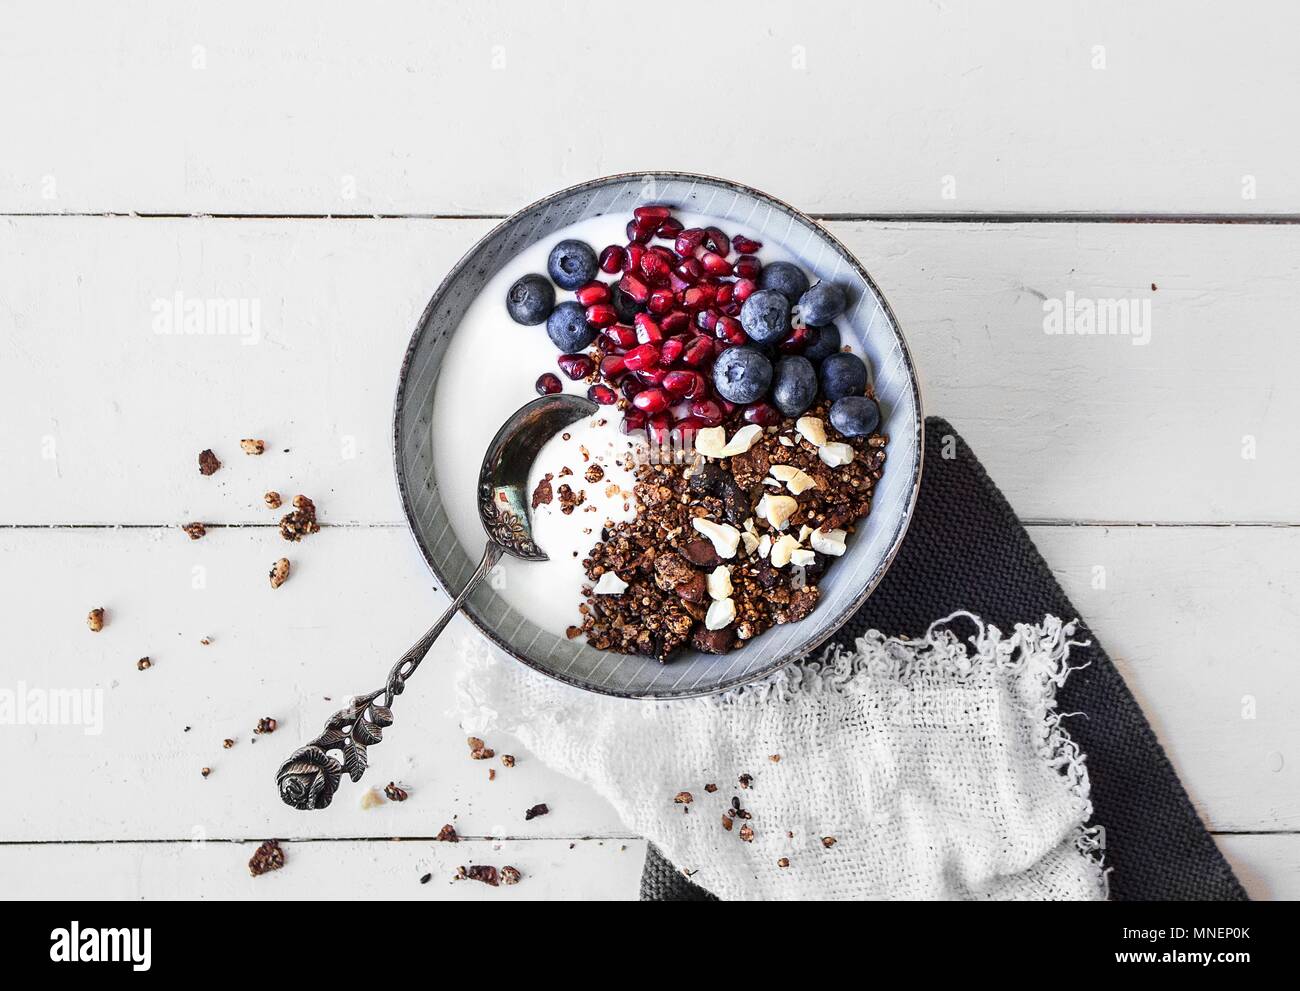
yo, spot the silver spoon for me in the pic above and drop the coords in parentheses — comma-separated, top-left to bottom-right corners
(276, 393, 599, 810)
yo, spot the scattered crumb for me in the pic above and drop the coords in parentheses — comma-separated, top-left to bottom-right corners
(87, 608, 105, 633)
(674, 791, 693, 805)
(359, 787, 384, 810)
(136, 656, 152, 671)
(419, 873, 432, 884)
(822, 836, 837, 848)
(384, 781, 409, 802)
(467, 736, 495, 760)
(565, 625, 582, 639)
(584, 463, 604, 484)
(524, 803, 549, 821)
(199, 637, 212, 646)
(556, 483, 584, 515)
(739, 773, 753, 789)
(222, 738, 235, 749)
(739, 824, 754, 842)
(458, 865, 499, 886)
(254, 717, 277, 734)
(269, 557, 291, 588)
(240, 439, 266, 455)
(778, 857, 790, 868)
(501, 754, 516, 768)
(198, 449, 221, 476)
(182, 522, 207, 540)
(248, 840, 285, 877)
(435, 824, 459, 843)
(488, 768, 496, 781)
(531, 473, 554, 508)
(1151, 283, 1158, 291)
(704, 783, 718, 793)
(501, 865, 522, 886)
(721, 815, 733, 831)
(279, 495, 319, 542)
(264, 491, 282, 509)
(769, 754, 781, 763)
(200, 767, 211, 778)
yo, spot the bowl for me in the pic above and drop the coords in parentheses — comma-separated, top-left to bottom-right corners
(394, 172, 922, 698)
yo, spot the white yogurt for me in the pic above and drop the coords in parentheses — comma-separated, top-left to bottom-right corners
(429, 210, 802, 638)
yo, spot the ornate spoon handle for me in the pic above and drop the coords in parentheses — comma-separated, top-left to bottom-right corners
(276, 542, 503, 810)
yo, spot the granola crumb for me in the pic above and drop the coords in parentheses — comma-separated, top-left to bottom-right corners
(248, 840, 285, 877)
(198, 449, 221, 476)
(240, 439, 266, 455)
(264, 491, 282, 509)
(739, 824, 754, 842)
(254, 717, 277, 734)
(384, 781, 408, 802)
(269, 557, 290, 588)
(500, 865, 522, 886)
(136, 656, 152, 671)
(704, 783, 718, 793)
(467, 736, 495, 760)
(822, 836, 837, 848)
(501, 754, 516, 768)
(769, 754, 781, 763)
(531, 473, 554, 509)
(199, 636, 212, 646)
(222, 738, 234, 749)
(200, 767, 211, 778)
(435, 824, 459, 843)
(459, 865, 498, 886)
(739, 773, 753, 789)
(279, 495, 319, 542)
(584, 463, 604, 484)
(778, 857, 790, 868)
(673, 791, 693, 805)
(488, 768, 496, 781)
(721, 815, 733, 831)
(182, 522, 207, 540)
(87, 607, 105, 632)
(524, 803, 549, 821)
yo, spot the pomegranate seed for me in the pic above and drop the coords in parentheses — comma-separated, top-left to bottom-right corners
(721, 301, 742, 317)
(780, 325, 816, 353)
(621, 410, 647, 434)
(663, 370, 695, 397)
(634, 313, 663, 344)
(661, 310, 691, 335)
(635, 366, 668, 385)
(634, 205, 671, 221)
(623, 343, 660, 372)
(557, 353, 595, 380)
(633, 388, 670, 414)
(659, 338, 685, 365)
(673, 414, 706, 432)
(715, 282, 734, 306)
(535, 373, 562, 396)
(696, 309, 719, 333)
(585, 303, 616, 327)
(598, 245, 626, 274)
(733, 278, 757, 302)
(682, 336, 714, 367)
(734, 255, 761, 280)
(718, 397, 737, 414)
(640, 251, 671, 283)
(619, 273, 650, 303)
(624, 244, 644, 274)
(648, 414, 673, 444)
(675, 228, 707, 256)
(716, 315, 746, 344)
(627, 217, 657, 243)
(674, 257, 703, 285)
(575, 281, 610, 306)
(732, 235, 762, 254)
(703, 227, 730, 256)
(656, 217, 683, 239)
(602, 324, 637, 348)
(742, 402, 782, 426)
(647, 288, 674, 314)
(620, 376, 645, 401)
(587, 383, 617, 405)
(689, 399, 724, 426)
(600, 354, 627, 377)
(682, 285, 715, 310)
(700, 251, 733, 277)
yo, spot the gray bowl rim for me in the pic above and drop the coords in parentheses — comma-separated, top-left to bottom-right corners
(392, 170, 925, 699)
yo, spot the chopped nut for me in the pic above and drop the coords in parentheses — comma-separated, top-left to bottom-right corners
(264, 490, 282, 509)
(279, 495, 319, 541)
(435, 824, 459, 842)
(790, 548, 816, 568)
(501, 754, 516, 768)
(384, 781, 408, 802)
(758, 493, 798, 529)
(182, 522, 207, 540)
(811, 527, 847, 556)
(460, 865, 498, 886)
(524, 803, 550, 821)
(720, 423, 763, 456)
(818, 442, 855, 467)
(705, 597, 736, 631)
(691, 517, 740, 558)
(269, 557, 291, 588)
(240, 439, 266, 455)
(674, 791, 694, 804)
(769, 534, 800, 568)
(254, 717, 277, 734)
(87, 607, 105, 633)
(707, 565, 732, 600)
(739, 824, 754, 842)
(584, 464, 604, 484)
(198, 449, 221, 476)
(248, 840, 285, 877)
(694, 426, 727, 458)
(593, 571, 629, 595)
(795, 417, 827, 448)
(136, 657, 152, 671)
(500, 865, 522, 885)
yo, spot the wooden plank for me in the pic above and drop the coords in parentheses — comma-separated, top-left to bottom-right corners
(0, 838, 645, 900)
(1216, 835, 1300, 901)
(1, 2, 1297, 216)
(2, 218, 1298, 525)
(0, 523, 1295, 841)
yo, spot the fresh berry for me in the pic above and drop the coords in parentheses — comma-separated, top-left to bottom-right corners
(703, 227, 730, 256)
(619, 273, 651, 303)
(610, 285, 643, 323)
(739, 288, 791, 345)
(819, 351, 869, 401)
(634, 205, 671, 221)
(632, 388, 670, 414)
(557, 353, 594, 380)
(663, 369, 703, 398)
(633, 312, 662, 343)
(547, 240, 598, 290)
(656, 217, 684, 239)
(546, 301, 598, 352)
(584, 303, 616, 327)
(675, 228, 707, 256)
(779, 324, 817, 353)
(771, 355, 818, 418)
(715, 315, 746, 345)
(794, 281, 847, 327)
(734, 255, 762, 280)
(682, 336, 714, 366)
(658, 338, 685, 365)
(757, 260, 809, 301)
(829, 395, 881, 437)
(689, 399, 725, 426)
(741, 401, 782, 426)
(732, 235, 763, 254)
(602, 323, 637, 348)
(598, 245, 626, 274)
(535, 372, 562, 395)
(587, 383, 617, 405)
(802, 322, 842, 363)
(506, 274, 555, 326)
(600, 354, 627, 377)
(623, 343, 660, 372)
(712, 346, 774, 404)
(574, 281, 610, 306)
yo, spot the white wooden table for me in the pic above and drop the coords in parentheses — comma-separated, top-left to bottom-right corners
(2, 1, 1297, 900)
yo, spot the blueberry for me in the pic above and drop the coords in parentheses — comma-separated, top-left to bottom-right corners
(803, 322, 842, 363)
(757, 260, 809, 301)
(547, 240, 598, 290)
(820, 351, 869, 401)
(546, 301, 597, 352)
(772, 356, 818, 418)
(739, 289, 791, 345)
(795, 282, 847, 327)
(610, 284, 643, 323)
(712, 346, 773, 405)
(830, 395, 881, 437)
(505, 273, 555, 326)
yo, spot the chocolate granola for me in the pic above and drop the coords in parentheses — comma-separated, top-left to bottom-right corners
(577, 402, 886, 663)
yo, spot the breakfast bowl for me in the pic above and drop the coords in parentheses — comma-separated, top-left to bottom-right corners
(393, 172, 923, 699)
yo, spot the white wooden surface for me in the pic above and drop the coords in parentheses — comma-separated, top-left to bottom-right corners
(2, 0, 1297, 900)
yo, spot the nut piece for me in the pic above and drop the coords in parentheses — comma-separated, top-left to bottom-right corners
(264, 491, 282, 509)
(720, 423, 764, 456)
(500, 865, 522, 885)
(739, 823, 755, 842)
(248, 840, 285, 877)
(254, 717, 277, 734)
(790, 548, 816, 568)
(593, 571, 629, 595)
(198, 449, 221, 476)
(435, 824, 459, 842)
(268, 557, 291, 588)
(758, 493, 798, 530)
(181, 522, 207, 540)
(674, 791, 693, 804)
(136, 657, 152, 671)
(501, 754, 516, 768)
(778, 857, 791, 868)
(694, 426, 727, 458)
(524, 803, 549, 821)
(692, 518, 740, 559)
(811, 527, 848, 556)
(705, 597, 737, 631)
(240, 439, 266, 455)
(795, 416, 827, 448)
(769, 534, 801, 568)
(707, 566, 732, 601)
(741, 530, 760, 556)
(87, 607, 105, 633)
(384, 781, 408, 802)
(769, 464, 817, 494)
(818, 442, 855, 467)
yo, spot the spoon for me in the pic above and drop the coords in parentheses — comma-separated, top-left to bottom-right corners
(276, 393, 599, 810)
